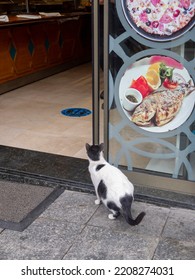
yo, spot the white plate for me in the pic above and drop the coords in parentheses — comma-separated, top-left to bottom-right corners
(119, 61, 195, 133)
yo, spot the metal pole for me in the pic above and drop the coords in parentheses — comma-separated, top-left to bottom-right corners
(104, 0, 109, 159)
(73, 0, 77, 10)
(92, 0, 100, 145)
(25, 0, 30, 13)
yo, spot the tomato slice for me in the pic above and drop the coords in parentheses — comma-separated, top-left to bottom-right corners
(130, 76, 152, 98)
(163, 78, 178, 89)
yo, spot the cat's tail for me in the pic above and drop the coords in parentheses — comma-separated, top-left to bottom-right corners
(121, 195, 146, 226)
(125, 211, 146, 226)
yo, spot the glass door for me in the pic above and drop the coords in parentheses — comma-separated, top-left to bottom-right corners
(103, 0, 195, 195)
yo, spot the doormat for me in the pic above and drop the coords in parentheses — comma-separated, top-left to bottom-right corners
(0, 181, 64, 231)
(61, 108, 92, 117)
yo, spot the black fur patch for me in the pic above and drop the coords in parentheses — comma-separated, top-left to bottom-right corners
(107, 201, 120, 212)
(96, 164, 105, 171)
(120, 195, 145, 226)
(97, 180, 107, 199)
(120, 195, 133, 211)
(86, 145, 101, 161)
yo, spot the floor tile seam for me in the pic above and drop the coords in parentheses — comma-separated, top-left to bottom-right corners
(161, 233, 195, 243)
(160, 236, 195, 243)
(83, 204, 101, 226)
(61, 205, 102, 258)
(151, 236, 164, 260)
(161, 206, 195, 242)
(12, 130, 73, 138)
(36, 216, 95, 229)
(159, 207, 171, 237)
(170, 206, 195, 214)
(60, 216, 92, 260)
(49, 200, 97, 208)
(37, 216, 77, 225)
(84, 223, 161, 241)
(151, 208, 171, 259)
(152, 235, 195, 256)
(0, 228, 5, 235)
(61, 243, 76, 260)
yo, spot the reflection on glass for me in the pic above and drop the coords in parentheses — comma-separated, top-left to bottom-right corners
(108, 1, 195, 180)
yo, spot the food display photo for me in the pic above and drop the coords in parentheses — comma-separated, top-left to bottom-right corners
(122, 0, 195, 41)
(119, 56, 195, 133)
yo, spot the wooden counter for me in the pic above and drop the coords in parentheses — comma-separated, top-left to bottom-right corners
(0, 12, 90, 26)
(0, 12, 92, 93)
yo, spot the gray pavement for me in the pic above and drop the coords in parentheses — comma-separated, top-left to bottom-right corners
(0, 190, 194, 260)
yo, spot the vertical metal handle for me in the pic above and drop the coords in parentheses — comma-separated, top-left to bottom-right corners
(92, 0, 100, 145)
(103, 0, 109, 159)
(25, 0, 30, 13)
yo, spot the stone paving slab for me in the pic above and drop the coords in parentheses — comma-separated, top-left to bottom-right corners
(40, 190, 99, 225)
(88, 201, 170, 238)
(161, 208, 195, 241)
(0, 218, 84, 260)
(63, 225, 159, 260)
(152, 207, 195, 260)
(0, 190, 194, 260)
(153, 237, 195, 260)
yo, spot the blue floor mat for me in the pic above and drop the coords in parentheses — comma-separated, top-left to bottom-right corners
(61, 108, 92, 117)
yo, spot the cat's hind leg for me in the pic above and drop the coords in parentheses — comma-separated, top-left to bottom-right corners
(95, 179, 107, 205)
(107, 201, 120, 220)
(94, 190, 101, 205)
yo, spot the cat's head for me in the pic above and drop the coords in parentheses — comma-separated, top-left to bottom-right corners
(85, 143, 104, 161)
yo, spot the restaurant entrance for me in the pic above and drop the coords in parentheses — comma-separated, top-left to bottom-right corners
(94, 1, 195, 197)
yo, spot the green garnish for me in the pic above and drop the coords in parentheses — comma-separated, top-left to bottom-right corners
(159, 63, 174, 82)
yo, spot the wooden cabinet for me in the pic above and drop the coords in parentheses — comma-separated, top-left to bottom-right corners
(12, 26, 32, 75)
(0, 29, 15, 81)
(45, 21, 61, 65)
(30, 23, 48, 69)
(0, 13, 91, 91)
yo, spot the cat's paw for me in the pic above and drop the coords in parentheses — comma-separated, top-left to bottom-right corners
(95, 199, 101, 205)
(108, 214, 116, 220)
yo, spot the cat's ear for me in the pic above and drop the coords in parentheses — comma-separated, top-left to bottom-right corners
(100, 143, 104, 151)
(85, 143, 90, 151)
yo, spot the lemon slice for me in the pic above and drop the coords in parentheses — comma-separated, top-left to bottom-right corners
(148, 62, 161, 73)
(145, 69, 161, 90)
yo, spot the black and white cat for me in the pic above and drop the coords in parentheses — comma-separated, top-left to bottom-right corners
(86, 143, 145, 226)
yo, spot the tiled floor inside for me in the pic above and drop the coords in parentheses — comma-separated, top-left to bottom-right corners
(0, 62, 178, 173)
(0, 63, 103, 159)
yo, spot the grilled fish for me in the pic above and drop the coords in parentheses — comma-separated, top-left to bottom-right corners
(131, 80, 195, 127)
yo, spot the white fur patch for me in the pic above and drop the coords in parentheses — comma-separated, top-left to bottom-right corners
(108, 214, 116, 220)
(95, 199, 101, 205)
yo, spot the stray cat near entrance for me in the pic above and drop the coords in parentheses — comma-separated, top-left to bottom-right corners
(86, 143, 146, 226)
